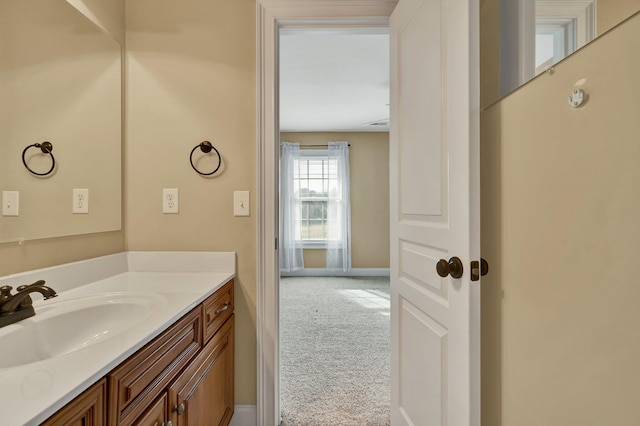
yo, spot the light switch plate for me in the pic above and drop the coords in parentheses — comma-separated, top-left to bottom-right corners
(2, 191, 19, 216)
(234, 191, 250, 216)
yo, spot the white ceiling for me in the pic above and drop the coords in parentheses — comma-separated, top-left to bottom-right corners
(279, 28, 390, 133)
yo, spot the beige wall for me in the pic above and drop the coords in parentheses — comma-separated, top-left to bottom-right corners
(597, 0, 640, 35)
(125, 0, 256, 404)
(481, 12, 640, 426)
(66, 0, 126, 43)
(281, 132, 390, 269)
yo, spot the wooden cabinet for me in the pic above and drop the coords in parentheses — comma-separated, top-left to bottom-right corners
(169, 317, 234, 426)
(42, 280, 234, 426)
(42, 379, 107, 426)
(109, 308, 203, 426)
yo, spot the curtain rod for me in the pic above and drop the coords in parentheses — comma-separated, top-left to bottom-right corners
(280, 143, 351, 148)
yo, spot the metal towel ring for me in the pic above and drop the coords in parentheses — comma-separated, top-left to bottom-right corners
(190, 141, 221, 176)
(22, 142, 55, 176)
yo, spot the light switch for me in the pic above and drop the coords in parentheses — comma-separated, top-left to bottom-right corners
(2, 191, 19, 216)
(234, 191, 250, 217)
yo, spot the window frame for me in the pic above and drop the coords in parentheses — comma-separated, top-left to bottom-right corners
(295, 149, 331, 249)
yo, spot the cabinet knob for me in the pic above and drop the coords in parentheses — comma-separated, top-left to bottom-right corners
(166, 422, 173, 426)
(174, 402, 186, 415)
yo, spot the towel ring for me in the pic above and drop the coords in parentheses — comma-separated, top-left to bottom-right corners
(190, 141, 221, 176)
(22, 142, 55, 176)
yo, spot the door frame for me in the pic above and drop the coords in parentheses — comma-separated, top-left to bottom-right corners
(255, 1, 396, 424)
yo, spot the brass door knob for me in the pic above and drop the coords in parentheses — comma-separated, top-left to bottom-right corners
(436, 257, 464, 279)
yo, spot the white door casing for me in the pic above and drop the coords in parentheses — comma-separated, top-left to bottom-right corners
(390, 0, 480, 425)
(256, 2, 395, 425)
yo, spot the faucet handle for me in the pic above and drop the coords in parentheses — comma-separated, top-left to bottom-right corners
(0, 286, 13, 296)
(18, 280, 46, 290)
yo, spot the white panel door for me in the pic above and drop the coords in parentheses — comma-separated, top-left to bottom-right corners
(390, 0, 480, 425)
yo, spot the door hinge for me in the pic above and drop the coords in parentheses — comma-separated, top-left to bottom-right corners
(275, 238, 278, 250)
(470, 258, 489, 282)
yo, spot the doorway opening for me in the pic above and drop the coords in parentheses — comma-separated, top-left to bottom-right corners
(278, 27, 391, 425)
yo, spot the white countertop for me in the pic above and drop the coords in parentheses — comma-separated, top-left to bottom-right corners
(0, 252, 235, 426)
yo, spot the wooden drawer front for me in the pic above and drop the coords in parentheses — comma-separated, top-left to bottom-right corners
(109, 308, 202, 426)
(203, 280, 234, 343)
(42, 378, 107, 426)
(132, 393, 167, 426)
(169, 316, 234, 426)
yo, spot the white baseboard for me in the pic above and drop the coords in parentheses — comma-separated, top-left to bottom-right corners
(230, 404, 257, 426)
(281, 268, 390, 277)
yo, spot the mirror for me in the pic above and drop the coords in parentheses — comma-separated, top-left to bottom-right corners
(0, 0, 122, 243)
(500, 0, 640, 97)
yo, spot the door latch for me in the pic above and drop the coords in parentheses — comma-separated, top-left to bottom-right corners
(470, 258, 489, 282)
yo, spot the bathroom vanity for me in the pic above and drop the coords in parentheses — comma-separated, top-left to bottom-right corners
(0, 252, 235, 426)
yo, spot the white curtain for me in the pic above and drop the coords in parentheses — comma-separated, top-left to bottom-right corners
(280, 142, 304, 272)
(326, 141, 351, 271)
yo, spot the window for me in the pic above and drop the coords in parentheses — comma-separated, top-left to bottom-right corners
(280, 141, 351, 271)
(293, 150, 337, 247)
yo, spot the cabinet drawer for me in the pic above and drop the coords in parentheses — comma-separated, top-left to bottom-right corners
(108, 307, 202, 426)
(203, 280, 234, 343)
(132, 393, 167, 426)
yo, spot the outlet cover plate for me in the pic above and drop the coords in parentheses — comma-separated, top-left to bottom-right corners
(163, 188, 179, 214)
(73, 188, 89, 214)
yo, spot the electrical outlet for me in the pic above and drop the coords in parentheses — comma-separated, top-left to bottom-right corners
(73, 188, 89, 214)
(163, 188, 179, 213)
(2, 191, 19, 216)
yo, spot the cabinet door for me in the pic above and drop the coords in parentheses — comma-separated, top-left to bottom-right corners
(42, 379, 107, 426)
(168, 316, 234, 426)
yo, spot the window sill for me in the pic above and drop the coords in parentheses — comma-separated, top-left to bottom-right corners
(298, 241, 327, 250)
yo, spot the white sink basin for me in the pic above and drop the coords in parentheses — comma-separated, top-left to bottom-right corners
(0, 292, 166, 369)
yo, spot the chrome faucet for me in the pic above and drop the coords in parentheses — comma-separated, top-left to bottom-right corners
(0, 280, 58, 328)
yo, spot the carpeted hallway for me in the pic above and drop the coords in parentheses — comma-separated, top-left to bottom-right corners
(280, 276, 391, 425)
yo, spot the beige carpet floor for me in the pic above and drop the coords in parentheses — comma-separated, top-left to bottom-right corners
(280, 276, 390, 425)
